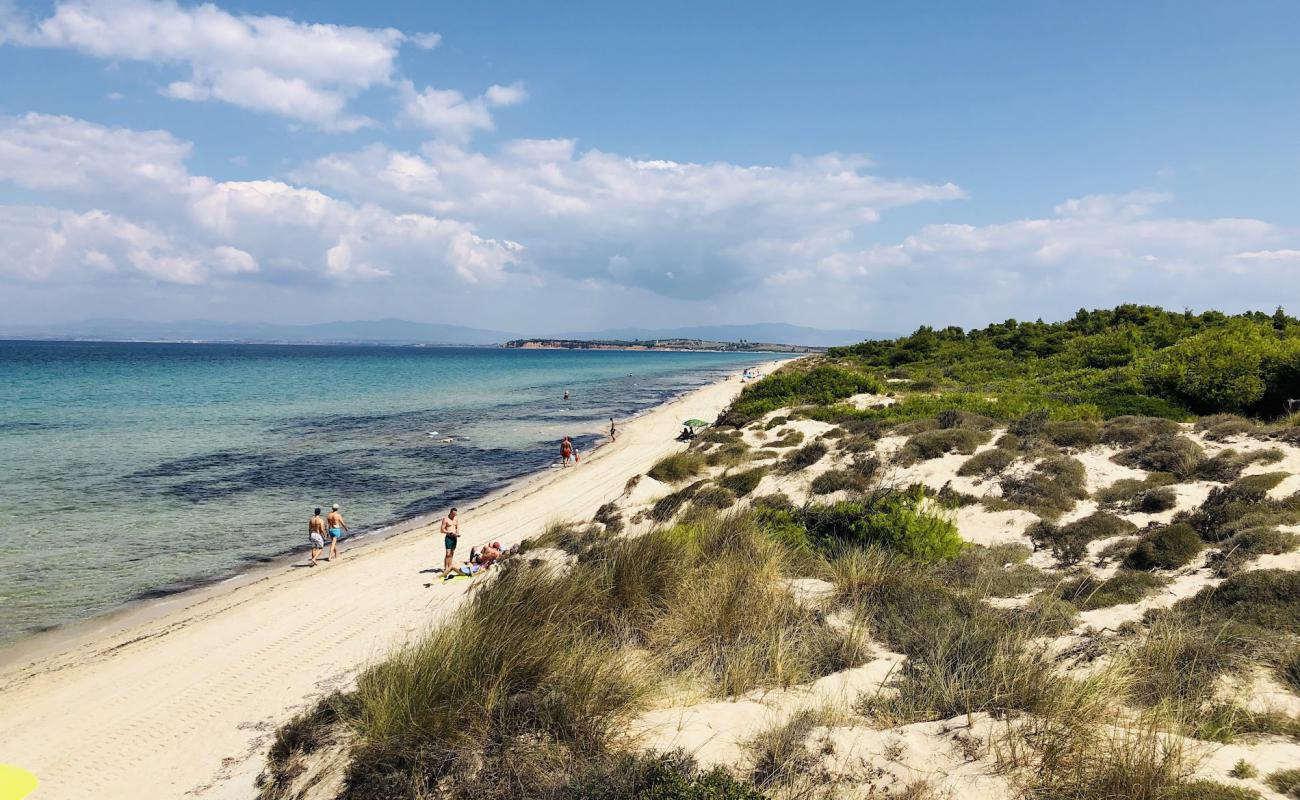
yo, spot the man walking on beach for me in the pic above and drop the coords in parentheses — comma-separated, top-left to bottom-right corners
(326, 503, 348, 561)
(308, 508, 326, 566)
(609, 417, 617, 442)
(440, 508, 459, 574)
(560, 436, 573, 467)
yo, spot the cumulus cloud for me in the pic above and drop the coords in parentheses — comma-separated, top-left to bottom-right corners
(397, 80, 528, 140)
(9, 0, 410, 129)
(293, 141, 965, 297)
(0, 113, 523, 288)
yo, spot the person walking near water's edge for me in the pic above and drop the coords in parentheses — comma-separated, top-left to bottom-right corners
(609, 417, 617, 442)
(560, 436, 573, 467)
(308, 508, 326, 566)
(326, 503, 348, 561)
(440, 508, 459, 575)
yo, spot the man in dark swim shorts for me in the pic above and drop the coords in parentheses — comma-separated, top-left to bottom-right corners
(440, 508, 459, 575)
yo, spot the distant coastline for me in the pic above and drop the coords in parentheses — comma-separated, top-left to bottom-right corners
(505, 337, 822, 353)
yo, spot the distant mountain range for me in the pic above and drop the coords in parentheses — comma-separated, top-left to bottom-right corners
(0, 318, 894, 348)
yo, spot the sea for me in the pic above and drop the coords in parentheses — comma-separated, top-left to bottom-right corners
(0, 340, 782, 642)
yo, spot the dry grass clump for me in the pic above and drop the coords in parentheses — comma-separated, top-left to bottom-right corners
(938, 543, 1050, 598)
(566, 750, 766, 800)
(696, 427, 743, 445)
(745, 708, 828, 789)
(705, 441, 752, 468)
(958, 445, 1017, 477)
(764, 415, 790, 430)
(1029, 512, 1137, 566)
(535, 520, 608, 560)
(1124, 523, 1205, 571)
(593, 502, 624, 534)
(997, 455, 1089, 518)
(690, 485, 737, 511)
(1113, 434, 1206, 479)
(647, 452, 708, 483)
(895, 427, 992, 465)
(1268, 768, 1300, 799)
(1195, 447, 1285, 483)
(1125, 616, 1247, 729)
(257, 693, 356, 798)
(1100, 415, 1181, 446)
(778, 440, 828, 473)
(1278, 646, 1300, 693)
(717, 466, 769, 497)
(1096, 472, 1177, 508)
(1044, 419, 1102, 448)
(651, 480, 706, 522)
(649, 515, 868, 695)
(1056, 571, 1167, 610)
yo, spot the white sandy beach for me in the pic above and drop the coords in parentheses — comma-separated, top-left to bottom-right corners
(0, 361, 785, 800)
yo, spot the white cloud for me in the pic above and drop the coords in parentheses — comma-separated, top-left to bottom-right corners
(11, 0, 407, 129)
(396, 80, 528, 141)
(409, 31, 442, 49)
(1235, 249, 1300, 262)
(485, 81, 527, 107)
(0, 114, 522, 289)
(293, 140, 964, 297)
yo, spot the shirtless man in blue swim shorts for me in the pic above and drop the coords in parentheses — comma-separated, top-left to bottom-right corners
(326, 503, 348, 561)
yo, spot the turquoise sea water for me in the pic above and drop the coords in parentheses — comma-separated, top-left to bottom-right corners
(0, 341, 780, 641)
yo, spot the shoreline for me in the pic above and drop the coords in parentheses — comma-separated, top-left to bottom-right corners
(0, 364, 769, 671)
(0, 358, 789, 800)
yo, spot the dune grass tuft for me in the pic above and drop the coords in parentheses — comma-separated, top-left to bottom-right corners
(1124, 523, 1205, 571)
(647, 452, 708, 484)
(1113, 433, 1206, 479)
(1056, 571, 1167, 610)
(777, 440, 828, 473)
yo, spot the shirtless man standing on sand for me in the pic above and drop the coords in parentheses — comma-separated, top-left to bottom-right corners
(440, 508, 459, 574)
(326, 503, 348, 561)
(308, 508, 326, 566)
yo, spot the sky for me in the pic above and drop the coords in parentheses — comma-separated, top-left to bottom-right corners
(1, 0, 1298, 334)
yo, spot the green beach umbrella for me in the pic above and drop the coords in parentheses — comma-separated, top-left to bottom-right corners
(682, 419, 708, 428)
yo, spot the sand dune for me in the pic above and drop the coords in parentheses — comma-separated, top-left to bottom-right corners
(0, 362, 783, 800)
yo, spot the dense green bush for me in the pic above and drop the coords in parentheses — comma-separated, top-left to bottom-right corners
(958, 446, 1017, 477)
(799, 488, 964, 560)
(1125, 523, 1204, 571)
(722, 364, 882, 425)
(1175, 568, 1300, 634)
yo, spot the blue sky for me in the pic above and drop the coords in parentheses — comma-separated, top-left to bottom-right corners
(1, 0, 1297, 333)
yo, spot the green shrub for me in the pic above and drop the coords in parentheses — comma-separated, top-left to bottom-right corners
(1095, 472, 1177, 507)
(1100, 415, 1180, 446)
(567, 750, 768, 800)
(763, 416, 789, 430)
(778, 441, 828, 473)
(1056, 571, 1167, 610)
(648, 452, 707, 483)
(769, 429, 805, 449)
(746, 709, 823, 789)
(1142, 321, 1281, 413)
(1113, 434, 1205, 479)
(998, 455, 1089, 518)
(723, 364, 882, 426)
(958, 446, 1017, 477)
(1197, 414, 1259, 441)
(1132, 487, 1178, 513)
(896, 427, 992, 465)
(1209, 528, 1299, 577)
(1163, 781, 1261, 800)
(1175, 568, 1300, 635)
(1196, 447, 1285, 483)
(1229, 759, 1259, 780)
(1181, 472, 1298, 543)
(704, 441, 751, 468)
(1125, 523, 1204, 571)
(1029, 512, 1137, 566)
(1045, 419, 1102, 448)
(809, 468, 869, 495)
(799, 489, 964, 560)
(718, 467, 768, 497)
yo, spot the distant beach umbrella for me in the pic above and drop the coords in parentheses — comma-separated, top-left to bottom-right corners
(682, 419, 708, 428)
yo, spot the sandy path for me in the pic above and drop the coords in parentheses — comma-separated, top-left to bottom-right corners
(0, 363, 778, 800)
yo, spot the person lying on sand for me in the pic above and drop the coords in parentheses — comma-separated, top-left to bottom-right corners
(326, 504, 348, 561)
(308, 508, 326, 566)
(478, 541, 502, 569)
